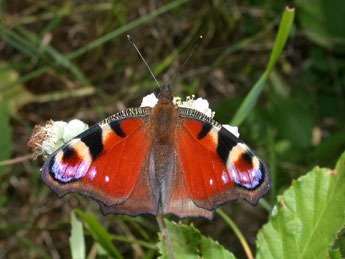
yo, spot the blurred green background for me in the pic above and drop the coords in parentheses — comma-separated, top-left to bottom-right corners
(1, 0, 345, 258)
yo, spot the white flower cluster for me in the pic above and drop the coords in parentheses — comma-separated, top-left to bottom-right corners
(173, 95, 215, 118)
(28, 119, 89, 159)
(140, 93, 240, 138)
(29, 93, 239, 159)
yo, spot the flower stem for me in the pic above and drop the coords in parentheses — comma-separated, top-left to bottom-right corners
(217, 209, 254, 259)
(156, 208, 175, 259)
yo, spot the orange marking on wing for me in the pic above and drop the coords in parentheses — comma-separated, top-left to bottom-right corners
(177, 120, 233, 202)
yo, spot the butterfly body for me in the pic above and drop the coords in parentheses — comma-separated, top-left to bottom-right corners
(41, 85, 271, 219)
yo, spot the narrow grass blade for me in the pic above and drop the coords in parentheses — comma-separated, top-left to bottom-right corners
(67, 0, 190, 60)
(231, 7, 295, 126)
(76, 210, 123, 259)
(69, 211, 86, 259)
(2, 0, 190, 91)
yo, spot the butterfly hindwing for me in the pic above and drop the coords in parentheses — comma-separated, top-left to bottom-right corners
(175, 108, 271, 211)
(41, 108, 159, 214)
(100, 150, 160, 216)
(160, 146, 214, 219)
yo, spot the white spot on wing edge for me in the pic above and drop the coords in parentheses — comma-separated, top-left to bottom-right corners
(222, 124, 240, 138)
(101, 124, 112, 143)
(105, 175, 109, 182)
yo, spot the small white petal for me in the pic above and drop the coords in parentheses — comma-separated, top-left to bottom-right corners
(63, 119, 89, 143)
(223, 124, 240, 138)
(140, 93, 158, 108)
(192, 98, 213, 117)
(52, 121, 67, 140)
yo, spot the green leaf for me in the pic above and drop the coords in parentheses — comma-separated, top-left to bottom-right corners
(76, 210, 123, 259)
(157, 220, 235, 259)
(256, 151, 345, 258)
(329, 248, 342, 259)
(231, 7, 295, 126)
(69, 211, 86, 259)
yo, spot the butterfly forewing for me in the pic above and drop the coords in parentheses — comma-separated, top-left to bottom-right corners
(41, 108, 159, 212)
(175, 108, 271, 211)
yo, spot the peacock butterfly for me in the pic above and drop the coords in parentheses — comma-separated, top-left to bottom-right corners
(40, 83, 271, 219)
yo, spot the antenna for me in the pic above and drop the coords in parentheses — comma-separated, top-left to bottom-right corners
(127, 35, 162, 90)
(171, 35, 203, 86)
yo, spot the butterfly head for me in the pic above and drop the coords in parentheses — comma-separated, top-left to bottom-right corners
(158, 84, 173, 103)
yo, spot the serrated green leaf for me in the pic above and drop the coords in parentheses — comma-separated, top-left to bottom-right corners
(256, 151, 345, 259)
(76, 210, 123, 259)
(200, 234, 236, 259)
(157, 219, 235, 259)
(69, 211, 86, 259)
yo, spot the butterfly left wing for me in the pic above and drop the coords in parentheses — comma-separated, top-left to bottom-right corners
(162, 108, 271, 216)
(41, 108, 159, 215)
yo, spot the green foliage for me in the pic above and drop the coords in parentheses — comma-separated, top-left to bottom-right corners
(76, 210, 123, 259)
(296, 0, 345, 52)
(271, 96, 313, 148)
(231, 7, 295, 126)
(0, 103, 12, 175)
(69, 211, 86, 259)
(256, 151, 345, 258)
(157, 220, 235, 259)
(0, 64, 16, 175)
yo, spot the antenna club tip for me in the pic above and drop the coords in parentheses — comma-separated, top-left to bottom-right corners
(127, 34, 134, 44)
(199, 35, 203, 39)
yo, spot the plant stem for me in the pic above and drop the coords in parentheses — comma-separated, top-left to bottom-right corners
(156, 209, 175, 259)
(217, 209, 254, 259)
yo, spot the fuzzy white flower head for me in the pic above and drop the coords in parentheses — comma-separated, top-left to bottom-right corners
(173, 95, 215, 118)
(139, 93, 239, 138)
(28, 119, 89, 159)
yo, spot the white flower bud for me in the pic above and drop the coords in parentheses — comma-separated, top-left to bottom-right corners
(63, 119, 89, 143)
(140, 93, 158, 108)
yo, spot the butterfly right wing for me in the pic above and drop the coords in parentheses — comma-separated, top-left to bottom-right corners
(162, 108, 271, 218)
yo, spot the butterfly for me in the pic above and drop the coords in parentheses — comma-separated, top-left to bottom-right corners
(41, 84, 271, 219)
